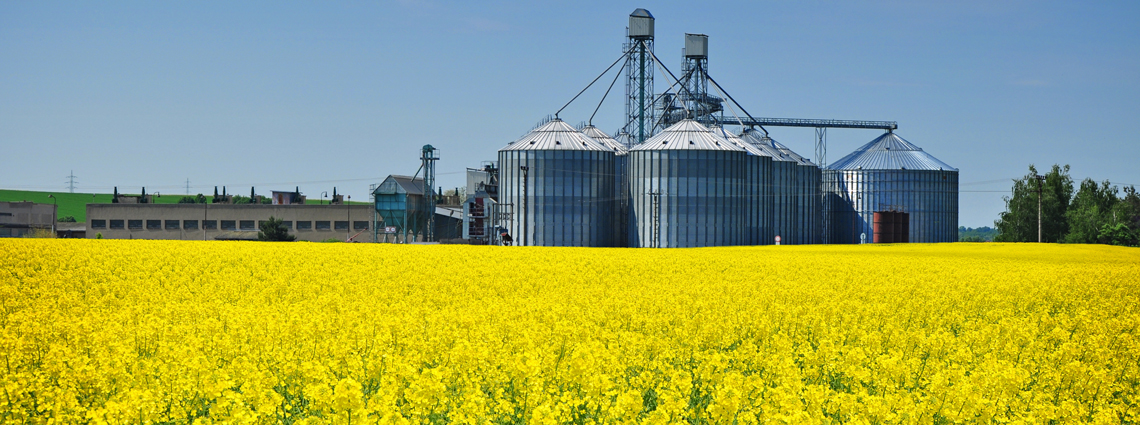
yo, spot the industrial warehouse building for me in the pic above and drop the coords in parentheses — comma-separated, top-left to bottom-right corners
(86, 204, 374, 242)
(0, 201, 56, 238)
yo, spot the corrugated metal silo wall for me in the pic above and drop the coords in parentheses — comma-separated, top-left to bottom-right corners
(770, 161, 794, 244)
(800, 165, 822, 244)
(741, 154, 772, 245)
(615, 153, 629, 247)
(824, 169, 958, 243)
(498, 150, 617, 247)
(751, 156, 774, 245)
(792, 164, 806, 244)
(628, 150, 746, 247)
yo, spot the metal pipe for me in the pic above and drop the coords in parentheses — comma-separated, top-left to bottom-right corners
(520, 165, 529, 246)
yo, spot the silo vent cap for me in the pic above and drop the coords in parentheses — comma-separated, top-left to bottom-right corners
(555, 141, 561, 145)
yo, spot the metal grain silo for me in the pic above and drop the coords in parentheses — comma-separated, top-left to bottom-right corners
(628, 119, 746, 248)
(498, 119, 617, 247)
(768, 138, 822, 245)
(740, 129, 797, 245)
(714, 127, 773, 245)
(824, 131, 958, 243)
(580, 125, 629, 247)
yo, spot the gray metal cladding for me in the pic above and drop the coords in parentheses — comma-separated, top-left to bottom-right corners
(498, 119, 617, 247)
(824, 132, 958, 244)
(580, 125, 630, 244)
(716, 128, 772, 246)
(741, 130, 803, 245)
(628, 120, 746, 248)
(824, 169, 958, 243)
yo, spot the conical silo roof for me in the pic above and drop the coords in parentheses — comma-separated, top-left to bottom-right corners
(768, 138, 816, 166)
(828, 132, 956, 171)
(711, 126, 768, 157)
(631, 119, 744, 151)
(740, 128, 793, 161)
(502, 119, 611, 151)
(579, 125, 629, 154)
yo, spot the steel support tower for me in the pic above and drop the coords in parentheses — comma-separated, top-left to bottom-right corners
(676, 34, 722, 126)
(421, 144, 439, 242)
(624, 9, 655, 147)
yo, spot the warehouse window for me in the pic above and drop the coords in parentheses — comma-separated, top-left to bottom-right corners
(334, 221, 349, 230)
(165, 220, 179, 230)
(296, 221, 312, 230)
(91, 219, 106, 229)
(128, 220, 143, 230)
(221, 220, 236, 230)
(203, 220, 217, 230)
(315, 221, 331, 230)
(110, 220, 124, 229)
(184, 220, 199, 230)
(146, 220, 161, 230)
(281, 221, 292, 229)
(354, 221, 369, 230)
(239, 220, 255, 230)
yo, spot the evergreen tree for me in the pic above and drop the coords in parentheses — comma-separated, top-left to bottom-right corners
(258, 216, 296, 242)
(994, 164, 1073, 242)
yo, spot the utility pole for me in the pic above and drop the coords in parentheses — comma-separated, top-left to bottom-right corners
(520, 165, 529, 246)
(1035, 174, 1045, 243)
(186, 178, 191, 195)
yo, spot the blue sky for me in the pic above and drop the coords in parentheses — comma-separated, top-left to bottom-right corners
(2, 1, 1138, 227)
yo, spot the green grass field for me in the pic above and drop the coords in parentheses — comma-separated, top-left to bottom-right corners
(0, 189, 371, 222)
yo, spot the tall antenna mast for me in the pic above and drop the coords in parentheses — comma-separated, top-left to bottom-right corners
(624, 8, 655, 147)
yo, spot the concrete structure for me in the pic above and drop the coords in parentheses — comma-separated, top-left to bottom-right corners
(0, 202, 56, 237)
(87, 203, 373, 242)
(55, 222, 86, 239)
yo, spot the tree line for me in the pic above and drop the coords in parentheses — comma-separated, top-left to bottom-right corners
(995, 164, 1139, 246)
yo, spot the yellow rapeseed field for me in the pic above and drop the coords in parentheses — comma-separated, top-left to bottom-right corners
(1, 239, 1138, 424)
